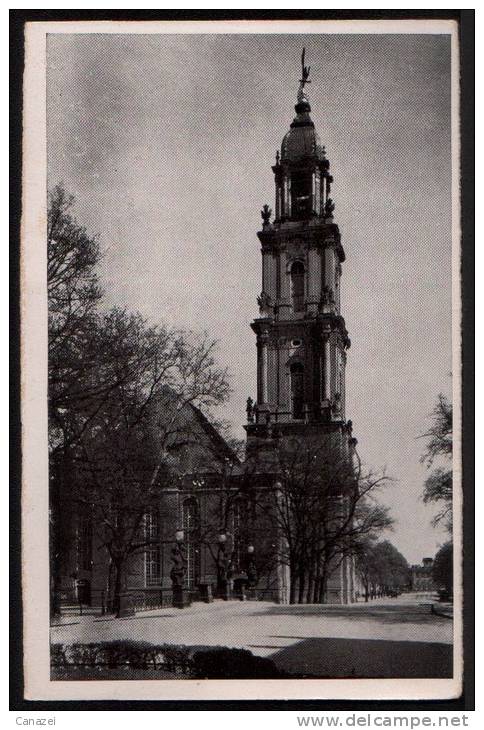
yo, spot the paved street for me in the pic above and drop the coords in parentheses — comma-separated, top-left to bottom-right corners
(51, 594, 453, 677)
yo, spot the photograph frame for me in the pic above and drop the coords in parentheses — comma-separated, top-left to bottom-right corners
(10, 7, 475, 712)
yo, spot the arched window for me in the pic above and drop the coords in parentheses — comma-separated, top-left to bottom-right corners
(182, 498, 201, 588)
(291, 261, 305, 312)
(291, 170, 312, 219)
(290, 363, 304, 420)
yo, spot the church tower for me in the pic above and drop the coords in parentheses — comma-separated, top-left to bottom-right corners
(245, 50, 353, 455)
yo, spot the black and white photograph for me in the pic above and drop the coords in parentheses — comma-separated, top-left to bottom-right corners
(19, 17, 464, 702)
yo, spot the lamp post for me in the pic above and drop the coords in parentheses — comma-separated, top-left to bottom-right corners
(217, 532, 227, 599)
(216, 531, 234, 600)
(246, 544, 258, 591)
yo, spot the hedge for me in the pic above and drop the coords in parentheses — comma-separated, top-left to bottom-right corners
(51, 641, 285, 678)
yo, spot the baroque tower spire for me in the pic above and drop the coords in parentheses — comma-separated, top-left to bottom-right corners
(245, 49, 353, 456)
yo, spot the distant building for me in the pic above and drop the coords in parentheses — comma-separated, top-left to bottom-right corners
(411, 557, 436, 592)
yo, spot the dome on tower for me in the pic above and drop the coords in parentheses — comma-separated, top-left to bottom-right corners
(280, 94, 326, 163)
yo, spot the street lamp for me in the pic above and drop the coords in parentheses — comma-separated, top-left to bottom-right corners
(216, 531, 232, 600)
(246, 543, 258, 589)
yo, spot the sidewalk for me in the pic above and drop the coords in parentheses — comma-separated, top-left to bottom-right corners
(51, 596, 453, 678)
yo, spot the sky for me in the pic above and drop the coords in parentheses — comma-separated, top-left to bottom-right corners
(47, 31, 453, 565)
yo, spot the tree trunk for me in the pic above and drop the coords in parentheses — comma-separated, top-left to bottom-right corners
(312, 576, 320, 604)
(50, 449, 74, 618)
(112, 557, 126, 618)
(313, 555, 323, 603)
(319, 566, 328, 604)
(305, 578, 313, 604)
(297, 566, 306, 604)
(289, 560, 298, 604)
(306, 557, 315, 604)
(105, 557, 114, 613)
(49, 477, 61, 618)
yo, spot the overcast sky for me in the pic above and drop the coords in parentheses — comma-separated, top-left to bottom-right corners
(47, 31, 452, 564)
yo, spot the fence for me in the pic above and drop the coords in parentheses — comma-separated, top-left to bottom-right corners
(245, 587, 280, 603)
(52, 584, 279, 618)
(52, 588, 107, 617)
(128, 588, 173, 612)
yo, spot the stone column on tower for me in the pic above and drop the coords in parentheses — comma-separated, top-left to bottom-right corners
(278, 248, 291, 317)
(307, 246, 321, 315)
(260, 330, 269, 405)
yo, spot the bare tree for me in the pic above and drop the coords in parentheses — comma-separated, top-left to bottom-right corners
(432, 541, 453, 596)
(48, 184, 105, 614)
(72, 311, 231, 616)
(48, 184, 103, 453)
(419, 393, 453, 531)
(254, 436, 393, 604)
(47, 186, 232, 616)
(356, 540, 409, 601)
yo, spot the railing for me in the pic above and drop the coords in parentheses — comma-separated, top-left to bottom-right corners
(52, 584, 280, 618)
(128, 589, 173, 612)
(245, 588, 280, 603)
(52, 588, 106, 617)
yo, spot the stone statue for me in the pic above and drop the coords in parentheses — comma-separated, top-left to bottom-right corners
(324, 198, 335, 218)
(246, 396, 255, 423)
(265, 411, 272, 438)
(217, 551, 227, 582)
(257, 290, 273, 315)
(227, 554, 235, 584)
(332, 392, 342, 414)
(247, 557, 258, 588)
(321, 285, 335, 308)
(170, 543, 187, 588)
(261, 204, 272, 225)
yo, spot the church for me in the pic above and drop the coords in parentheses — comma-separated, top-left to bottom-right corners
(53, 51, 358, 613)
(243, 50, 358, 603)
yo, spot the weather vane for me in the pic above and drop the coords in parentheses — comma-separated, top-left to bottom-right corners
(299, 47, 311, 89)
